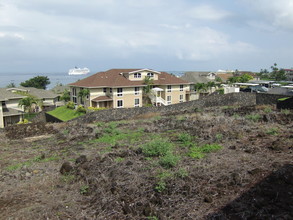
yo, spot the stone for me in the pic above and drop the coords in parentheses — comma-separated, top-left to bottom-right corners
(60, 161, 73, 175)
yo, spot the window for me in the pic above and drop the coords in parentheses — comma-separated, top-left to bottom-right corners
(110, 88, 112, 93)
(180, 85, 183, 91)
(179, 94, 184, 103)
(147, 72, 154, 77)
(134, 98, 140, 107)
(73, 97, 77, 104)
(72, 88, 77, 96)
(72, 88, 77, 104)
(134, 73, 141, 78)
(167, 95, 171, 105)
(117, 100, 123, 108)
(103, 88, 107, 93)
(117, 88, 123, 97)
(167, 85, 171, 92)
(135, 87, 140, 95)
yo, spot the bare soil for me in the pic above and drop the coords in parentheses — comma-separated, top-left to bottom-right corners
(0, 105, 292, 219)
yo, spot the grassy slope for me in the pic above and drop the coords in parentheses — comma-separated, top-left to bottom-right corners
(47, 106, 85, 121)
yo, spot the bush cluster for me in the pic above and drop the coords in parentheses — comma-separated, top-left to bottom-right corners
(66, 101, 75, 109)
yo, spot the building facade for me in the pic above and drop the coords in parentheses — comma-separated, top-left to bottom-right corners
(69, 69, 191, 108)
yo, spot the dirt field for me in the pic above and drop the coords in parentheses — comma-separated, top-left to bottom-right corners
(0, 105, 292, 219)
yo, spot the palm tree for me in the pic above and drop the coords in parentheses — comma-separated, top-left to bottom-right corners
(143, 76, 154, 95)
(78, 88, 90, 107)
(19, 96, 38, 113)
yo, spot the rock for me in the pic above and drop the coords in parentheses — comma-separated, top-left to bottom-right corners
(204, 196, 213, 203)
(33, 170, 39, 174)
(76, 155, 87, 164)
(25, 172, 31, 177)
(60, 161, 73, 175)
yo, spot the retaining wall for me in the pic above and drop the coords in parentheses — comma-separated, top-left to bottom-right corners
(71, 93, 259, 124)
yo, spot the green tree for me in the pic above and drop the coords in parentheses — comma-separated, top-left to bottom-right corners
(18, 96, 39, 113)
(194, 83, 208, 93)
(60, 89, 71, 103)
(143, 76, 154, 95)
(20, 76, 50, 89)
(6, 82, 16, 88)
(78, 88, 90, 107)
(227, 74, 253, 84)
(270, 63, 286, 81)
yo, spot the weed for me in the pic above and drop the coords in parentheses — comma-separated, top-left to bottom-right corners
(142, 138, 174, 157)
(175, 168, 189, 178)
(96, 130, 144, 146)
(177, 115, 187, 121)
(215, 133, 223, 142)
(155, 170, 173, 192)
(245, 114, 261, 122)
(103, 123, 120, 135)
(281, 109, 290, 115)
(159, 153, 180, 169)
(177, 133, 193, 144)
(188, 144, 222, 159)
(266, 128, 279, 135)
(200, 144, 222, 153)
(188, 148, 205, 159)
(264, 107, 272, 113)
(114, 157, 125, 163)
(155, 180, 167, 192)
(80, 185, 89, 195)
(95, 122, 106, 127)
(61, 174, 75, 183)
(233, 113, 240, 119)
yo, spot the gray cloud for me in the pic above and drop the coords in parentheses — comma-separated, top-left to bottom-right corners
(0, 0, 292, 73)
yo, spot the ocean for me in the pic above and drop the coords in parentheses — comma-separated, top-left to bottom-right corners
(0, 71, 185, 90)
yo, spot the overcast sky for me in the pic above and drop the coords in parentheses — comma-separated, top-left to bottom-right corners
(0, 0, 293, 74)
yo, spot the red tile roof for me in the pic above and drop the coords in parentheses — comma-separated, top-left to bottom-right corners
(69, 69, 190, 88)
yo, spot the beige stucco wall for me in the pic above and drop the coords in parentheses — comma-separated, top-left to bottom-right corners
(70, 87, 90, 107)
(156, 85, 188, 105)
(128, 70, 159, 81)
(113, 87, 143, 108)
(5, 99, 22, 110)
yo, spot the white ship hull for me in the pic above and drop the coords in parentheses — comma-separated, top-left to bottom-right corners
(68, 67, 90, 75)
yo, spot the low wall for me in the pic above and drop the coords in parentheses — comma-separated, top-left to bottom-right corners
(67, 92, 293, 124)
(256, 93, 290, 105)
(45, 113, 63, 123)
(72, 93, 258, 124)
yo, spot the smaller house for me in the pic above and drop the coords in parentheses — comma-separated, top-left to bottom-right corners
(0, 88, 24, 128)
(180, 71, 216, 84)
(7, 87, 60, 111)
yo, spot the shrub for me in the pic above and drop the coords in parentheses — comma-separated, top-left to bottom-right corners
(76, 105, 86, 113)
(177, 133, 195, 147)
(217, 88, 224, 94)
(245, 114, 261, 122)
(159, 153, 180, 169)
(80, 185, 89, 195)
(87, 106, 106, 111)
(264, 107, 272, 113)
(17, 119, 30, 124)
(281, 109, 290, 115)
(188, 144, 222, 159)
(266, 128, 278, 135)
(142, 138, 174, 157)
(66, 101, 75, 109)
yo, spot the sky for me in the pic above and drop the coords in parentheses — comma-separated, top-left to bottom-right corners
(0, 0, 293, 74)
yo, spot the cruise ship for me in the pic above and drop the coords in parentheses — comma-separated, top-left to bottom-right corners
(68, 67, 90, 75)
